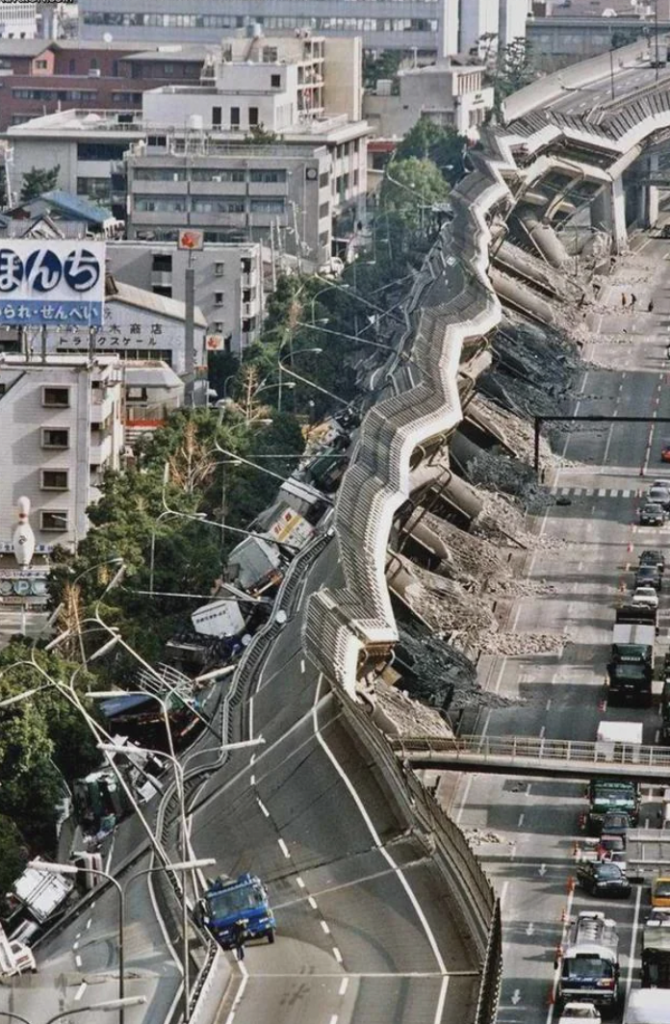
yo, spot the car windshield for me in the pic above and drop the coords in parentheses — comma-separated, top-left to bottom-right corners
(600, 836, 624, 850)
(563, 956, 614, 980)
(597, 864, 623, 879)
(565, 1010, 598, 1019)
(206, 882, 266, 919)
(654, 881, 670, 898)
(643, 504, 663, 511)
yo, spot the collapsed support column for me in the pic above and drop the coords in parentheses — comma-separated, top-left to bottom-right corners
(591, 177, 627, 253)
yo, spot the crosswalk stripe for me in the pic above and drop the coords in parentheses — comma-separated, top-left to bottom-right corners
(598, 488, 607, 496)
(549, 486, 638, 498)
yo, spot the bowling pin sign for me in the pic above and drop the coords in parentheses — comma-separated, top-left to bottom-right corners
(12, 496, 35, 567)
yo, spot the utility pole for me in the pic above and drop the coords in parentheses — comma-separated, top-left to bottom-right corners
(656, 0, 661, 81)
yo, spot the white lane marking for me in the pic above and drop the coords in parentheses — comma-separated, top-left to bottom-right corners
(455, 773, 474, 824)
(313, 675, 448, 1003)
(518, 813, 525, 827)
(278, 837, 290, 858)
(250, 774, 256, 786)
(248, 696, 254, 740)
(500, 881, 509, 907)
(75, 932, 81, 940)
(321, 920, 331, 935)
(308, 896, 318, 910)
(333, 946, 343, 963)
(296, 876, 306, 889)
(329, 1016, 338, 1024)
(655, 730, 661, 743)
(75, 954, 82, 968)
(74, 982, 87, 1001)
(86, 919, 92, 931)
(539, 726, 546, 740)
(73, 941, 79, 951)
(626, 885, 643, 997)
(300, 659, 306, 674)
(257, 797, 270, 818)
(546, 699, 552, 711)
(598, 488, 607, 497)
(224, 965, 249, 1024)
(526, 783, 532, 796)
(339, 977, 349, 996)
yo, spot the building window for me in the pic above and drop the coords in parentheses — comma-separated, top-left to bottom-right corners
(77, 177, 111, 200)
(319, 171, 329, 188)
(41, 469, 69, 491)
(153, 285, 172, 297)
(249, 169, 286, 183)
(35, 59, 48, 70)
(212, 106, 222, 127)
(41, 428, 70, 449)
(152, 253, 172, 272)
(90, 57, 99, 70)
(215, 262, 224, 276)
(127, 386, 148, 401)
(249, 106, 259, 127)
(231, 106, 240, 128)
(271, 73, 281, 88)
(214, 291, 224, 305)
(213, 321, 224, 333)
(250, 198, 284, 213)
(42, 386, 70, 408)
(41, 510, 69, 532)
(69, 58, 75, 73)
(319, 201, 329, 219)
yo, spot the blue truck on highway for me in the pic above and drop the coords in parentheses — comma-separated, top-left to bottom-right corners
(195, 873, 276, 949)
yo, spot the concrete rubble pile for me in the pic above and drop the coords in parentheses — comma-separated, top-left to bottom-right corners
(390, 552, 497, 642)
(398, 628, 517, 713)
(418, 510, 511, 589)
(365, 678, 453, 738)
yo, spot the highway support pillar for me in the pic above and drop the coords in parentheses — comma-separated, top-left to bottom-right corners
(591, 177, 627, 254)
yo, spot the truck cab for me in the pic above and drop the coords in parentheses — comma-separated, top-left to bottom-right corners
(588, 778, 640, 834)
(196, 873, 276, 950)
(558, 912, 620, 1011)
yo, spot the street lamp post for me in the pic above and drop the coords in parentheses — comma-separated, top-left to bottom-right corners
(278, 354, 350, 409)
(277, 347, 323, 412)
(67, 556, 124, 666)
(293, 320, 397, 354)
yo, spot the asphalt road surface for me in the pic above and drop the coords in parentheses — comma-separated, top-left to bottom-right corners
(548, 60, 670, 116)
(449, 230, 670, 1024)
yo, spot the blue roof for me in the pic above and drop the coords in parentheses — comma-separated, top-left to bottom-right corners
(41, 190, 113, 225)
(100, 693, 155, 718)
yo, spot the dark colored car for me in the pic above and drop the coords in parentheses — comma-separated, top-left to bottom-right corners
(576, 861, 632, 898)
(640, 504, 666, 526)
(635, 565, 662, 591)
(640, 549, 666, 573)
(596, 833, 626, 859)
(648, 487, 670, 510)
(600, 811, 630, 838)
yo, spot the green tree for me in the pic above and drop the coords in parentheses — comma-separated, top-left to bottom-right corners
(363, 49, 403, 90)
(0, 815, 26, 913)
(19, 164, 61, 203)
(379, 156, 451, 235)
(396, 116, 467, 185)
(487, 38, 536, 115)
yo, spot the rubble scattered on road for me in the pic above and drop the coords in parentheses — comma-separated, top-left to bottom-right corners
(389, 552, 497, 639)
(478, 630, 569, 656)
(462, 827, 506, 846)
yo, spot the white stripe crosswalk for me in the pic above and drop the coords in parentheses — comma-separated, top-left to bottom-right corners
(549, 486, 634, 498)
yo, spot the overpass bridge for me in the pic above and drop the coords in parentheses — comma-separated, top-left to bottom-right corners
(388, 734, 670, 781)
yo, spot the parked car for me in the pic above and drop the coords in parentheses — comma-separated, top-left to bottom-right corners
(639, 549, 666, 573)
(632, 586, 660, 609)
(635, 565, 662, 591)
(651, 876, 670, 908)
(640, 503, 666, 526)
(600, 811, 630, 838)
(601, 850, 628, 875)
(576, 860, 632, 897)
(648, 486, 670, 509)
(596, 833, 626, 859)
(558, 1004, 601, 1023)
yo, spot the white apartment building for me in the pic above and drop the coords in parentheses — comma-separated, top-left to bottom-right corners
(0, 2, 37, 39)
(79, 2, 460, 59)
(106, 241, 263, 354)
(459, 0, 500, 56)
(0, 355, 124, 554)
(499, 0, 531, 48)
(364, 62, 494, 141)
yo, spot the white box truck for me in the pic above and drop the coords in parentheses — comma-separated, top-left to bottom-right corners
(624, 988, 670, 1023)
(596, 721, 644, 762)
(0, 923, 35, 977)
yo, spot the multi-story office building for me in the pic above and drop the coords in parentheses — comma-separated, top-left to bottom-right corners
(0, 355, 124, 553)
(106, 241, 263, 353)
(364, 61, 494, 141)
(79, 1, 460, 60)
(0, 39, 212, 130)
(0, 2, 37, 39)
(459, 0, 500, 56)
(1, 34, 369, 266)
(498, 0, 531, 47)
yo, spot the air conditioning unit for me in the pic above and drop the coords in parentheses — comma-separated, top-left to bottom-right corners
(88, 68, 101, 77)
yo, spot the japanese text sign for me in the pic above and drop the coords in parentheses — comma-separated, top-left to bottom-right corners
(0, 240, 105, 326)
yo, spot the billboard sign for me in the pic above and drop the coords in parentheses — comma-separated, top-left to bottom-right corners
(178, 229, 204, 251)
(0, 240, 105, 327)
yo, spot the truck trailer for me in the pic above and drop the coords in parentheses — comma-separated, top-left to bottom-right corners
(642, 910, 670, 988)
(608, 623, 654, 707)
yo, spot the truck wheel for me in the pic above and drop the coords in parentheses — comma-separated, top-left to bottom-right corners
(268, 930, 275, 945)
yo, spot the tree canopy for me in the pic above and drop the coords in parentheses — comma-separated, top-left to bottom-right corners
(379, 156, 451, 235)
(395, 118, 467, 185)
(19, 165, 60, 203)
